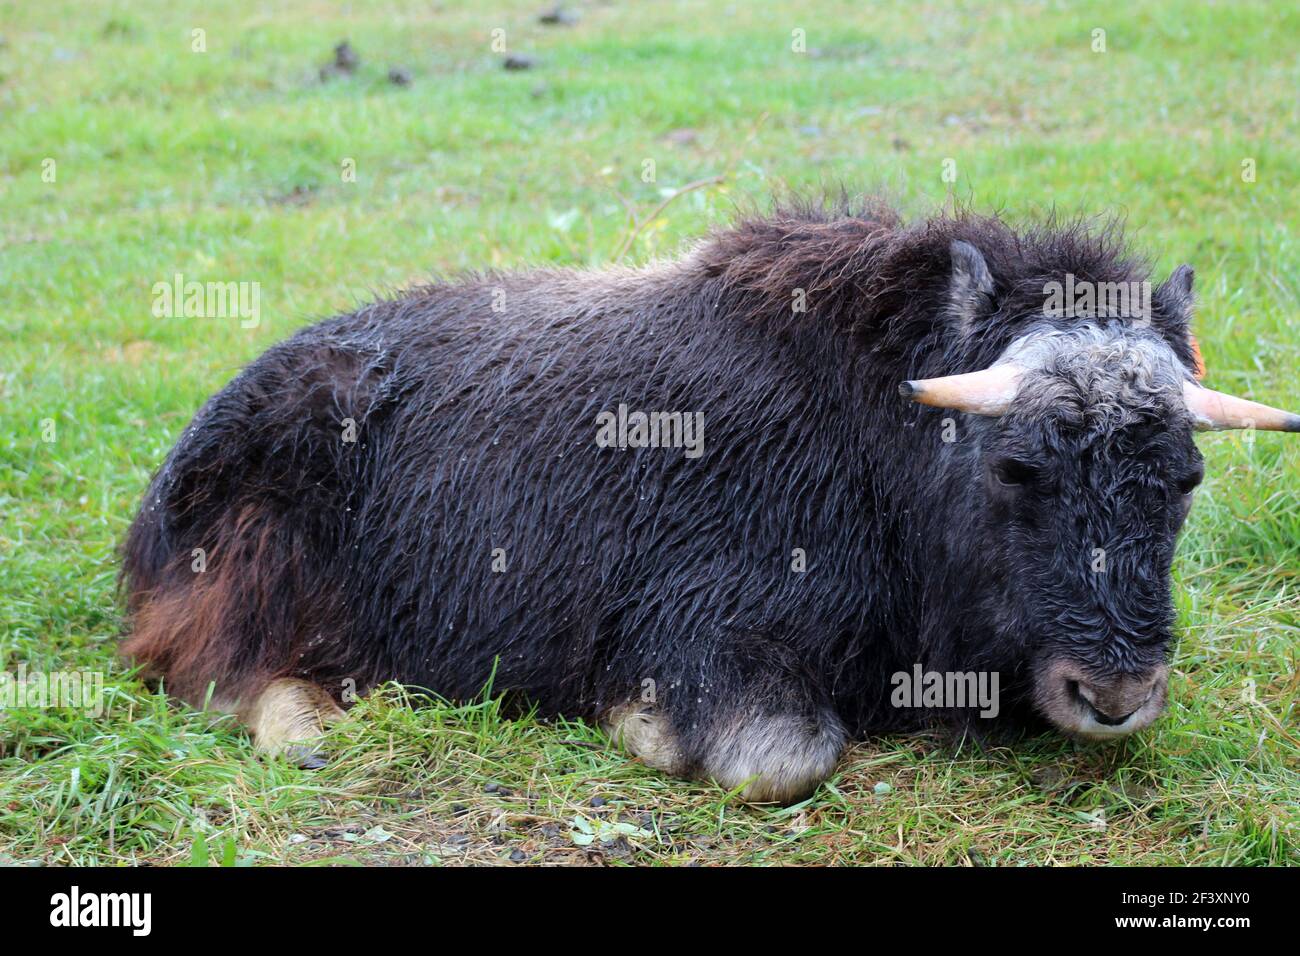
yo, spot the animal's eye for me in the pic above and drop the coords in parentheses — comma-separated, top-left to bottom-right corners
(1176, 469, 1204, 496)
(993, 458, 1038, 487)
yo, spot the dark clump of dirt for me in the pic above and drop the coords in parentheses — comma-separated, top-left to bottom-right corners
(101, 19, 135, 39)
(539, 6, 579, 26)
(270, 184, 317, 207)
(503, 54, 537, 71)
(320, 40, 360, 81)
(334, 40, 359, 71)
(388, 67, 412, 87)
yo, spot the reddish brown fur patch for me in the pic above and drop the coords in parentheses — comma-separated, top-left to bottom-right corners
(123, 563, 246, 704)
(1188, 333, 1206, 379)
(121, 502, 338, 708)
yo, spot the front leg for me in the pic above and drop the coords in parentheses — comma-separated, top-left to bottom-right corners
(604, 634, 846, 803)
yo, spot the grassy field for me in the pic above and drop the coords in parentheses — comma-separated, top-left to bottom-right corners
(1, 0, 1297, 866)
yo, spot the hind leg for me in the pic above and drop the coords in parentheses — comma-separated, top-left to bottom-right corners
(237, 678, 345, 768)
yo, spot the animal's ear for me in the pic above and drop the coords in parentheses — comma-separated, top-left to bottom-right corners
(1160, 264, 1195, 320)
(1158, 264, 1205, 378)
(947, 240, 995, 335)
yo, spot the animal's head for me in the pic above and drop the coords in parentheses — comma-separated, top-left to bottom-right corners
(901, 241, 1299, 740)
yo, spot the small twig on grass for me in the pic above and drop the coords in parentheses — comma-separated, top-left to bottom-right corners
(613, 175, 726, 263)
(609, 110, 769, 264)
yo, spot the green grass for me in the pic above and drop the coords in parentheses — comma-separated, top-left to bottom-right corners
(1, 0, 1297, 865)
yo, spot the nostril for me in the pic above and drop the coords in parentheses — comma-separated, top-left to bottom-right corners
(1088, 705, 1136, 726)
(1067, 679, 1138, 726)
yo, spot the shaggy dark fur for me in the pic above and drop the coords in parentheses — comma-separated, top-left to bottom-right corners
(121, 198, 1208, 779)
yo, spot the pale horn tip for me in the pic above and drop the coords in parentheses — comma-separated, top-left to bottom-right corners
(1182, 379, 1300, 432)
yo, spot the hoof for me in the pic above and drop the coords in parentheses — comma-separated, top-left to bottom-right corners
(284, 744, 328, 769)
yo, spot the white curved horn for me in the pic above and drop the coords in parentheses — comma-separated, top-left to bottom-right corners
(1182, 380, 1300, 432)
(899, 363, 1025, 417)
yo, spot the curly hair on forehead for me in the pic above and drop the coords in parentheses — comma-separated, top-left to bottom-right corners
(998, 324, 1196, 432)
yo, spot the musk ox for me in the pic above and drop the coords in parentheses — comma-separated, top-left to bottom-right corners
(121, 199, 1298, 802)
